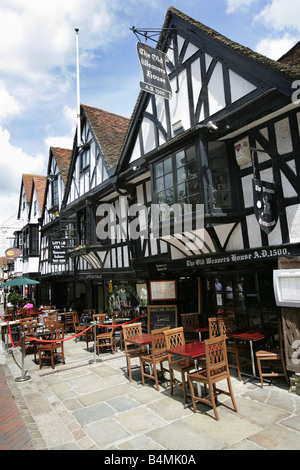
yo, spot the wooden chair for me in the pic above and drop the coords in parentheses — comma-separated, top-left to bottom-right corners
(164, 327, 195, 403)
(256, 318, 289, 388)
(208, 317, 219, 338)
(122, 322, 146, 382)
(217, 316, 248, 381)
(96, 315, 117, 355)
(64, 311, 75, 333)
(187, 335, 238, 420)
(139, 326, 170, 391)
(37, 325, 65, 369)
(87, 314, 106, 350)
(22, 320, 38, 358)
(20, 320, 36, 357)
(70, 311, 85, 343)
(181, 313, 200, 343)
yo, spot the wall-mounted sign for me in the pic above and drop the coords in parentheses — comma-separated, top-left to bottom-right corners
(5, 247, 22, 258)
(137, 41, 172, 100)
(149, 280, 177, 301)
(253, 179, 278, 234)
(273, 269, 300, 307)
(51, 239, 67, 264)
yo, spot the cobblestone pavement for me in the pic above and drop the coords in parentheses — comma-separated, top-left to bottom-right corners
(1, 309, 300, 451)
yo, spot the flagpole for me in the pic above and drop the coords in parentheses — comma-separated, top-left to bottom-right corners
(75, 28, 81, 147)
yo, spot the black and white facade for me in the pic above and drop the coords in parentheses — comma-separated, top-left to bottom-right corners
(35, 7, 300, 367)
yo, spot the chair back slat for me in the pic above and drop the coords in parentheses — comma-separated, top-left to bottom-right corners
(181, 313, 199, 329)
(217, 316, 234, 336)
(151, 326, 170, 358)
(208, 317, 219, 338)
(205, 335, 228, 374)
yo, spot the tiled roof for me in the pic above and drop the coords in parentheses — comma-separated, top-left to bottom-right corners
(81, 104, 130, 168)
(22, 174, 44, 204)
(32, 176, 47, 214)
(279, 41, 300, 67)
(50, 147, 72, 184)
(162, 7, 299, 80)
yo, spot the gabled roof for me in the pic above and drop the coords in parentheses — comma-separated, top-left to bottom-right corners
(18, 174, 46, 219)
(117, 6, 299, 172)
(30, 176, 47, 216)
(49, 147, 72, 184)
(162, 7, 299, 80)
(81, 104, 130, 169)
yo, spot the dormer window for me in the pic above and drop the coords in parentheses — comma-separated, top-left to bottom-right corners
(51, 177, 58, 208)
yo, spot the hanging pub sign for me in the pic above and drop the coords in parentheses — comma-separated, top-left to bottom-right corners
(252, 179, 278, 234)
(136, 41, 172, 100)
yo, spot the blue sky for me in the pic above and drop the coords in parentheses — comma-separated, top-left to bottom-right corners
(0, 0, 299, 254)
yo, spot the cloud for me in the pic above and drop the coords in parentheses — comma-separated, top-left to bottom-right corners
(0, 126, 46, 197)
(254, 0, 300, 33)
(256, 33, 298, 60)
(226, 0, 258, 14)
(0, 81, 23, 122)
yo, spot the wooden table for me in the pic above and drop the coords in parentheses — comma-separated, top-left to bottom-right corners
(227, 328, 271, 382)
(166, 341, 206, 397)
(125, 333, 152, 351)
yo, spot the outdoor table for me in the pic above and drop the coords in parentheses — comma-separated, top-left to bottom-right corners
(183, 325, 209, 341)
(125, 333, 152, 352)
(227, 327, 272, 382)
(166, 341, 206, 397)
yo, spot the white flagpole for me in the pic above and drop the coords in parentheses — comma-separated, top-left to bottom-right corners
(75, 28, 81, 147)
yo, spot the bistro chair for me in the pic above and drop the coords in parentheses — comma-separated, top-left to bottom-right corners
(87, 314, 106, 350)
(217, 316, 248, 381)
(22, 320, 38, 358)
(256, 318, 289, 388)
(208, 317, 219, 338)
(72, 311, 89, 345)
(122, 322, 146, 382)
(164, 327, 195, 403)
(37, 325, 65, 369)
(96, 315, 117, 355)
(139, 326, 170, 391)
(64, 312, 75, 334)
(187, 334, 238, 421)
(181, 313, 200, 343)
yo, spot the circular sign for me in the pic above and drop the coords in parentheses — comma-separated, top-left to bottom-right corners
(5, 248, 22, 258)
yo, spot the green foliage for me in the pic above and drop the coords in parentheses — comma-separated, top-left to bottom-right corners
(7, 292, 23, 306)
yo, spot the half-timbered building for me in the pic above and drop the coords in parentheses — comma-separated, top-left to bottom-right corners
(39, 146, 72, 306)
(36, 7, 299, 372)
(111, 6, 300, 330)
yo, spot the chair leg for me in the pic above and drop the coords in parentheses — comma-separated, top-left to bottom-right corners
(208, 382, 219, 421)
(127, 356, 132, 382)
(169, 367, 174, 395)
(256, 356, 264, 388)
(153, 363, 160, 391)
(227, 377, 238, 413)
(188, 376, 197, 413)
(181, 371, 188, 403)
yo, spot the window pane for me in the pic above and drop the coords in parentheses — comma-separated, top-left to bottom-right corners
(164, 172, 173, 189)
(156, 176, 164, 192)
(177, 166, 186, 184)
(176, 150, 185, 168)
(164, 157, 172, 174)
(155, 163, 163, 178)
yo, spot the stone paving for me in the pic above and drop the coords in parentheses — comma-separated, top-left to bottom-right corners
(1, 315, 300, 451)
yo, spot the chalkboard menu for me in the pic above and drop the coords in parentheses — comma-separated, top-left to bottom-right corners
(147, 305, 178, 332)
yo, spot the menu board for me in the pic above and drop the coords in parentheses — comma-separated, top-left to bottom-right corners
(147, 305, 178, 332)
(149, 280, 177, 300)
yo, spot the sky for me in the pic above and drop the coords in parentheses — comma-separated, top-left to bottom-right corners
(0, 0, 299, 255)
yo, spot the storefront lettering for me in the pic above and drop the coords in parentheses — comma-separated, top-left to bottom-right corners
(183, 247, 291, 269)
